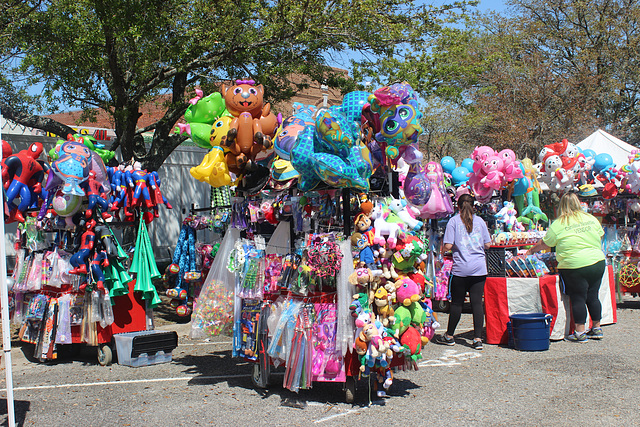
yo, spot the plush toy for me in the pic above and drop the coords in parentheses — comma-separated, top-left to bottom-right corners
(349, 292, 370, 316)
(220, 80, 278, 175)
(400, 325, 423, 361)
(387, 197, 423, 231)
(348, 262, 376, 291)
(373, 287, 395, 327)
(354, 212, 373, 233)
(377, 247, 398, 280)
(392, 235, 428, 273)
(394, 277, 422, 306)
(495, 201, 518, 231)
(350, 233, 377, 271)
(370, 202, 403, 249)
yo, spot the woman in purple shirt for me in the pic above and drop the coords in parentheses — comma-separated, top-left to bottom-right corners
(435, 194, 491, 350)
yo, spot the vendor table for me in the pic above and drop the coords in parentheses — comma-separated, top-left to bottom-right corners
(484, 265, 617, 345)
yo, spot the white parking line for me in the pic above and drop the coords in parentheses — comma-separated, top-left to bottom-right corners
(178, 341, 232, 346)
(418, 349, 482, 367)
(314, 408, 361, 423)
(0, 374, 249, 392)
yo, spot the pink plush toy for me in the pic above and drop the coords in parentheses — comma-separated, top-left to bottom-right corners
(395, 277, 421, 306)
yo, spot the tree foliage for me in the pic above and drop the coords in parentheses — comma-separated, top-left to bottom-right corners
(377, 0, 640, 160)
(1, 0, 472, 170)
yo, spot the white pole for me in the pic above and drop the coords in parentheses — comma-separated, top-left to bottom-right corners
(0, 114, 16, 427)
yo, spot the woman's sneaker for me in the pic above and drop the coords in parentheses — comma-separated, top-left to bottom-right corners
(565, 332, 588, 343)
(472, 340, 483, 351)
(586, 327, 603, 340)
(434, 334, 455, 346)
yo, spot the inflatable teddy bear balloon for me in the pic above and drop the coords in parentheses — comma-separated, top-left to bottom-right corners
(220, 80, 279, 176)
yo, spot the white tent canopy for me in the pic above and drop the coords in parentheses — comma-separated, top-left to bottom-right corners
(577, 129, 637, 168)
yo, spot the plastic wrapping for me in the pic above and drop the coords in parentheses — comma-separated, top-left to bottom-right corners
(55, 294, 73, 344)
(267, 298, 303, 367)
(100, 291, 115, 328)
(266, 221, 291, 255)
(189, 227, 239, 339)
(90, 290, 102, 323)
(335, 239, 355, 356)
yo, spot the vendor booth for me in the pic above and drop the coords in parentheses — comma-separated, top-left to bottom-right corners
(485, 265, 617, 345)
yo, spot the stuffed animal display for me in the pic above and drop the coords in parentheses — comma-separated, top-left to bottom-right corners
(348, 197, 436, 392)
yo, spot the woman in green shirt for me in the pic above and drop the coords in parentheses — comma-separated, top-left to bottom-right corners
(527, 192, 605, 342)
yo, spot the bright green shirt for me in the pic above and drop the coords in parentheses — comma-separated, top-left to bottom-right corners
(543, 212, 605, 269)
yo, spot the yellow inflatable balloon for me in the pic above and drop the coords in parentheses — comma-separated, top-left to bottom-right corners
(190, 146, 231, 187)
(210, 115, 233, 148)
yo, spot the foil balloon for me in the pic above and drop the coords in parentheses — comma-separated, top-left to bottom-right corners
(52, 189, 83, 217)
(419, 161, 454, 219)
(49, 140, 92, 196)
(403, 163, 432, 208)
(272, 103, 315, 161)
(367, 82, 423, 165)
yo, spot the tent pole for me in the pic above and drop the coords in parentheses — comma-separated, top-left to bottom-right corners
(0, 115, 16, 427)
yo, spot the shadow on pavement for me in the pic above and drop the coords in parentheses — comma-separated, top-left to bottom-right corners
(171, 348, 419, 406)
(0, 399, 31, 427)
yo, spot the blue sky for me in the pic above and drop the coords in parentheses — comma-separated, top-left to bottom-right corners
(476, 0, 507, 12)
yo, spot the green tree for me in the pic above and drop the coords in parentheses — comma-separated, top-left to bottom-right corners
(1, 0, 474, 170)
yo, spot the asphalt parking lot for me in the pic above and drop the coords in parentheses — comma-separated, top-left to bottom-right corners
(1, 295, 639, 426)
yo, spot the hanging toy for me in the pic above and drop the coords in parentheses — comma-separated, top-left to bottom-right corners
(220, 79, 278, 175)
(3, 142, 47, 223)
(47, 138, 92, 196)
(69, 219, 97, 275)
(176, 89, 228, 149)
(419, 161, 454, 219)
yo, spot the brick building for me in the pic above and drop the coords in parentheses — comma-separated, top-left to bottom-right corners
(44, 75, 346, 142)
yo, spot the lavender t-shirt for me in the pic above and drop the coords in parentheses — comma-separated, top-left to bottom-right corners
(443, 214, 491, 277)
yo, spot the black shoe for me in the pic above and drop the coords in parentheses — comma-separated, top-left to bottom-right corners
(472, 340, 483, 351)
(435, 334, 455, 346)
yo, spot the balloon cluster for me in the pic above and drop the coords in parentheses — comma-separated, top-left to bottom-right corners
(440, 156, 474, 187)
(179, 81, 279, 188)
(183, 81, 429, 193)
(536, 138, 595, 193)
(466, 146, 524, 203)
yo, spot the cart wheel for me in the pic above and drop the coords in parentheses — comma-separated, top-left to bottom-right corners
(251, 362, 269, 389)
(344, 377, 356, 403)
(97, 344, 113, 366)
(435, 300, 450, 313)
